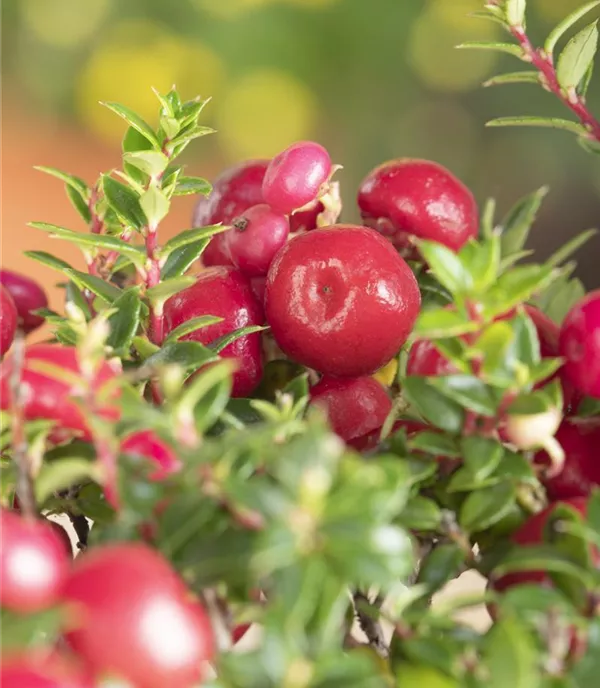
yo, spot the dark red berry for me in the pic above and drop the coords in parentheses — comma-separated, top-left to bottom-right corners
(0, 285, 17, 357)
(290, 200, 324, 233)
(262, 141, 332, 215)
(0, 344, 121, 443)
(225, 203, 290, 277)
(357, 159, 478, 252)
(63, 543, 214, 688)
(193, 160, 269, 268)
(534, 419, 600, 501)
(559, 289, 600, 399)
(0, 270, 48, 334)
(310, 376, 392, 442)
(265, 225, 420, 377)
(0, 509, 70, 613)
(164, 267, 264, 397)
(0, 652, 93, 688)
(121, 430, 182, 481)
(232, 623, 251, 644)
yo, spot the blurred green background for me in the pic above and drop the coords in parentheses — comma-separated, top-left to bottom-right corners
(2, 0, 600, 289)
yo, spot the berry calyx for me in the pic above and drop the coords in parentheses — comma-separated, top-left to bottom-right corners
(310, 376, 392, 442)
(62, 543, 214, 688)
(265, 225, 420, 377)
(262, 141, 332, 215)
(559, 289, 600, 399)
(121, 430, 182, 481)
(164, 267, 265, 397)
(225, 204, 290, 277)
(0, 509, 70, 613)
(0, 344, 121, 443)
(357, 159, 478, 252)
(0, 285, 17, 357)
(289, 200, 325, 233)
(0, 270, 48, 334)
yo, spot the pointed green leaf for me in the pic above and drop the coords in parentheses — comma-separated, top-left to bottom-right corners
(66, 269, 122, 304)
(485, 264, 556, 317)
(483, 70, 540, 87)
(500, 186, 548, 257)
(546, 228, 597, 267)
(25, 250, 74, 273)
(494, 545, 594, 585)
(145, 276, 195, 305)
(160, 240, 210, 280)
(461, 436, 504, 480)
(556, 21, 599, 90)
(505, 0, 526, 27)
(418, 241, 473, 295)
(123, 150, 169, 177)
(459, 234, 501, 290)
(106, 287, 142, 352)
(143, 341, 217, 373)
(35, 458, 100, 504)
(578, 59, 595, 97)
(468, 9, 508, 27)
(102, 175, 147, 229)
(165, 315, 224, 343)
(460, 482, 517, 532)
(413, 308, 479, 339)
(208, 326, 268, 353)
(416, 543, 464, 591)
(545, 0, 600, 55)
(159, 225, 228, 258)
(399, 496, 443, 532)
(402, 377, 466, 433)
(456, 41, 524, 58)
(122, 125, 154, 154)
(65, 185, 93, 224)
(481, 197, 497, 239)
(430, 374, 498, 416)
(140, 185, 170, 228)
(483, 617, 539, 688)
(173, 176, 212, 197)
(408, 431, 460, 458)
(499, 249, 534, 272)
(101, 102, 159, 148)
(34, 165, 89, 197)
(487, 116, 587, 135)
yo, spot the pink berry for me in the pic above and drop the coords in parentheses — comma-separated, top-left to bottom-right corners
(0, 270, 48, 334)
(225, 204, 290, 277)
(357, 159, 478, 252)
(262, 141, 332, 215)
(121, 430, 182, 481)
(0, 285, 17, 357)
(0, 652, 94, 688)
(559, 289, 600, 399)
(310, 376, 392, 442)
(0, 509, 70, 613)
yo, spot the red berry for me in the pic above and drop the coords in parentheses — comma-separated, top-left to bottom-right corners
(0, 285, 17, 357)
(357, 159, 478, 252)
(164, 267, 265, 397)
(290, 200, 324, 233)
(232, 622, 251, 644)
(250, 276, 267, 306)
(0, 652, 93, 688)
(534, 419, 600, 501)
(559, 289, 600, 399)
(47, 519, 74, 558)
(193, 160, 269, 268)
(406, 338, 455, 377)
(62, 543, 214, 688)
(262, 141, 332, 215)
(225, 204, 290, 277)
(265, 225, 420, 377)
(121, 430, 182, 481)
(0, 509, 70, 613)
(0, 270, 48, 334)
(0, 344, 121, 443)
(310, 376, 391, 442)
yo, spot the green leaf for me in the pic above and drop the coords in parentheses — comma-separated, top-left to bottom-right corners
(483, 70, 540, 87)
(556, 21, 599, 90)
(25, 250, 74, 273)
(418, 241, 473, 295)
(402, 377, 465, 433)
(430, 375, 498, 416)
(123, 150, 169, 177)
(417, 543, 464, 591)
(173, 176, 212, 196)
(106, 287, 142, 352)
(481, 197, 496, 238)
(499, 249, 535, 272)
(101, 101, 160, 148)
(483, 617, 539, 688)
(65, 184, 93, 224)
(456, 41, 525, 58)
(145, 276, 195, 305)
(184, 361, 235, 432)
(102, 175, 147, 229)
(461, 436, 505, 480)
(494, 545, 594, 586)
(0, 608, 63, 652)
(143, 341, 217, 374)
(66, 269, 122, 304)
(458, 235, 501, 291)
(545, 0, 600, 55)
(399, 495, 442, 531)
(35, 458, 100, 504)
(534, 274, 585, 324)
(546, 228, 597, 267)
(587, 489, 600, 537)
(168, 125, 215, 151)
(572, 618, 600, 687)
(122, 125, 154, 154)
(165, 315, 224, 342)
(159, 225, 227, 258)
(476, 321, 515, 384)
(208, 325, 268, 353)
(140, 185, 170, 228)
(578, 58, 595, 97)
(500, 186, 548, 258)
(409, 431, 460, 458)
(413, 308, 478, 339)
(460, 482, 517, 532)
(487, 116, 587, 136)
(485, 264, 555, 317)
(161, 240, 210, 280)
(34, 165, 89, 197)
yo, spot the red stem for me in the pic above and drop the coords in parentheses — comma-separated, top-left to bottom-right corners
(511, 26, 600, 142)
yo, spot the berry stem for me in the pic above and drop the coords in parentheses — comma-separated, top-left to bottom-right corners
(510, 25, 600, 142)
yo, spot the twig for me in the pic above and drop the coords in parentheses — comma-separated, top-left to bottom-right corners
(202, 588, 233, 652)
(353, 590, 389, 658)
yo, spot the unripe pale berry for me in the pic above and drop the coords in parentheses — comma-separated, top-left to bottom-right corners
(0, 269, 48, 334)
(262, 141, 332, 215)
(225, 203, 290, 277)
(503, 406, 562, 451)
(0, 285, 17, 356)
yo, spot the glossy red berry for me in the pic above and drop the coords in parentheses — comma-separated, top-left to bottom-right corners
(62, 543, 214, 688)
(357, 159, 478, 252)
(0, 285, 17, 357)
(534, 419, 600, 500)
(559, 289, 600, 399)
(0, 509, 70, 613)
(225, 204, 290, 277)
(310, 376, 392, 442)
(290, 200, 324, 233)
(265, 225, 420, 377)
(250, 276, 267, 306)
(406, 338, 455, 377)
(0, 344, 121, 443)
(121, 430, 182, 481)
(262, 141, 332, 215)
(0, 270, 48, 334)
(164, 267, 265, 397)
(0, 652, 93, 688)
(193, 160, 269, 268)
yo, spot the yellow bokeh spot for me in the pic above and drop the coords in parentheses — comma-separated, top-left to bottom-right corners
(191, 0, 277, 19)
(76, 20, 224, 144)
(215, 69, 318, 159)
(409, 1, 500, 91)
(22, 0, 112, 48)
(532, 0, 585, 23)
(373, 358, 398, 387)
(283, 0, 339, 7)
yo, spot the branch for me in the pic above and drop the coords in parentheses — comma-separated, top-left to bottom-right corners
(353, 591, 389, 659)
